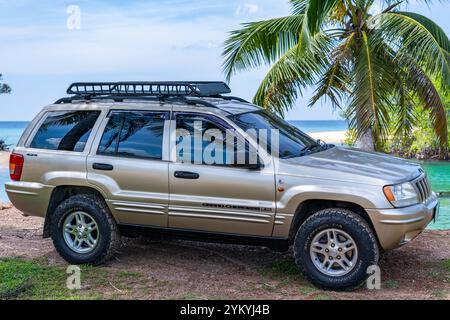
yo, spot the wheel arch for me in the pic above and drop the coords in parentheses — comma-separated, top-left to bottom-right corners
(288, 199, 379, 244)
(43, 185, 107, 238)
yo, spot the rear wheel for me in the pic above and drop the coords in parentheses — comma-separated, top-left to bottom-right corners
(51, 194, 121, 265)
(294, 208, 379, 291)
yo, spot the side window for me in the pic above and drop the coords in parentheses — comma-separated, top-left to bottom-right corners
(30, 111, 101, 152)
(98, 111, 167, 160)
(175, 113, 254, 166)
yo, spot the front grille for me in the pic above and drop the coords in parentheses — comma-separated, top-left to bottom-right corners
(413, 175, 432, 203)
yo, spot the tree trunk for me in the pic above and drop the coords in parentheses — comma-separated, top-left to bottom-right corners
(356, 129, 375, 152)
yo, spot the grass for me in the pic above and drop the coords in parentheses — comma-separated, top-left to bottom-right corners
(178, 293, 204, 300)
(0, 257, 104, 299)
(259, 258, 329, 298)
(266, 258, 299, 276)
(0, 257, 148, 300)
(383, 280, 400, 289)
(431, 289, 450, 299)
(437, 259, 450, 273)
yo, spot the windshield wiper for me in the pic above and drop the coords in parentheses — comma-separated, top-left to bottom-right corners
(299, 144, 322, 154)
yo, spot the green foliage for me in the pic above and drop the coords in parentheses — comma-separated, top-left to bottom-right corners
(266, 258, 299, 276)
(223, 0, 450, 151)
(0, 257, 144, 300)
(344, 129, 358, 147)
(0, 258, 94, 299)
(384, 81, 450, 158)
(0, 74, 11, 94)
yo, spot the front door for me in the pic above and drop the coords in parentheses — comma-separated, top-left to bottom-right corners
(87, 110, 170, 227)
(168, 112, 276, 237)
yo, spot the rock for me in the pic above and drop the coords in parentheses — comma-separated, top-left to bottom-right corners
(1, 202, 13, 210)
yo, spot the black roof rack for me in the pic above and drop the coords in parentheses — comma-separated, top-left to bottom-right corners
(66, 81, 231, 97)
(55, 81, 250, 109)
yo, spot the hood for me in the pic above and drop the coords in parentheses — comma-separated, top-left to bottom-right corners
(282, 147, 422, 184)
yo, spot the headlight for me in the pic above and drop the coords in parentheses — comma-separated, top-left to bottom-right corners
(383, 182, 419, 207)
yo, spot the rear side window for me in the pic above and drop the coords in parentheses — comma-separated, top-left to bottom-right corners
(30, 111, 101, 152)
(98, 111, 167, 160)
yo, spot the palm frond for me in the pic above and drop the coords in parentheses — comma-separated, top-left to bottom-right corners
(402, 58, 448, 146)
(222, 15, 305, 81)
(295, 0, 342, 53)
(289, 0, 308, 14)
(375, 12, 450, 90)
(309, 32, 356, 109)
(253, 33, 333, 116)
(392, 82, 417, 140)
(348, 32, 396, 145)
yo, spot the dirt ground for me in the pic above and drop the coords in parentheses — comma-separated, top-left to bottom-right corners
(0, 207, 449, 300)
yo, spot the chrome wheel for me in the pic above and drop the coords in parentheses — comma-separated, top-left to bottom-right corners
(63, 211, 99, 254)
(309, 228, 358, 277)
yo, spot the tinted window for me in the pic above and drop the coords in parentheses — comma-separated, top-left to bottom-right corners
(176, 113, 254, 166)
(98, 111, 166, 159)
(30, 111, 100, 152)
(97, 113, 122, 155)
(230, 110, 322, 159)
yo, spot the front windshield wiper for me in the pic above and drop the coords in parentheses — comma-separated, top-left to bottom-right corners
(285, 141, 335, 159)
(282, 144, 322, 159)
(299, 143, 322, 154)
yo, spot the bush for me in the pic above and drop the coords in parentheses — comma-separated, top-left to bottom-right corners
(0, 139, 9, 151)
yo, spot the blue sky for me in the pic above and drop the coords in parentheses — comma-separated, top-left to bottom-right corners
(0, 0, 449, 121)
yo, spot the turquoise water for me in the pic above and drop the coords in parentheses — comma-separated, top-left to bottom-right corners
(290, 120, 348, 133)
(0, 121, 448, 230)
(419, 161, 450, 230)
(0, 121, 29, 148)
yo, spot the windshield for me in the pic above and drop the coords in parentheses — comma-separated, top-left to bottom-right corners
(230, 110, 332, 159)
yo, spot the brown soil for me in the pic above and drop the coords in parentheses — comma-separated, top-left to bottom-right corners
(1, 207, 449, 300)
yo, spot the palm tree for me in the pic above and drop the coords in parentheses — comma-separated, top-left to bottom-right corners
(0, 74, 11, 94)
(223, 0, 450, 153)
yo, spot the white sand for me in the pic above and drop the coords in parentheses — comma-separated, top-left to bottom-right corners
(0, 151, 10, 168)
(309, 131, 346, 144)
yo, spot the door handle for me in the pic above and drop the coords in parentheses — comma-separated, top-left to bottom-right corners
(93, 163, 114, 171)
(174, 171, 200, 180)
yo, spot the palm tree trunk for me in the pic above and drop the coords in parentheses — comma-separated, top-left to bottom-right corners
(356, 129, 375, 152)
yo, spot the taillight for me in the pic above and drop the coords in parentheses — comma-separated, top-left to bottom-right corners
(9, 153, 24, 181)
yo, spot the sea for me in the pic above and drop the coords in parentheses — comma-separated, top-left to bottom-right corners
(0, 120, 448, 230)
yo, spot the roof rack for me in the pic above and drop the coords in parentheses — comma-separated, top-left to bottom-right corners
(55, 81, 250, 110)
(66, 81, 231, 97)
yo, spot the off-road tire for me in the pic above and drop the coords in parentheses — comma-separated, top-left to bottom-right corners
(294, 208, 379, 291)
(51, 194, 121, 265)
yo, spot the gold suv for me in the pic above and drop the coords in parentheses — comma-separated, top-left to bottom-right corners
(5, 82, 439, 290)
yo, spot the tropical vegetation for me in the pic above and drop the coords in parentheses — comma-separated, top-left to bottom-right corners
(0, 74, 11, 94)
(222, 0, 450, 157)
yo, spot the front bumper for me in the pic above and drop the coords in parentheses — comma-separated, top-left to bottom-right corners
(367, 193, 439, 250)
(5, 181, 54, 218)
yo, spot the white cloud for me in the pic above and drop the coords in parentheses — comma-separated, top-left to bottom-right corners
(235, 3, 260, 17)
(0, 1, 289, 77)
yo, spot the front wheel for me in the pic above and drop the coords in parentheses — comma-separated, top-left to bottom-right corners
(294, 208, 379, 291)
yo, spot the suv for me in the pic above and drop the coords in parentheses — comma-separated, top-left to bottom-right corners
(6, 82, 439, 290)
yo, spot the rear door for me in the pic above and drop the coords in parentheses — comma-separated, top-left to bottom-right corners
(87, 109, 170, 227)
(168, 112, 276, 237)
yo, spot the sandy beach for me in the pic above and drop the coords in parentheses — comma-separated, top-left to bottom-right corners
(0, 151, 10, 168)
(309, 131, 346, 144)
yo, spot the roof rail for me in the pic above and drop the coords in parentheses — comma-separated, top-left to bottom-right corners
(66, 81, 231, 97)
